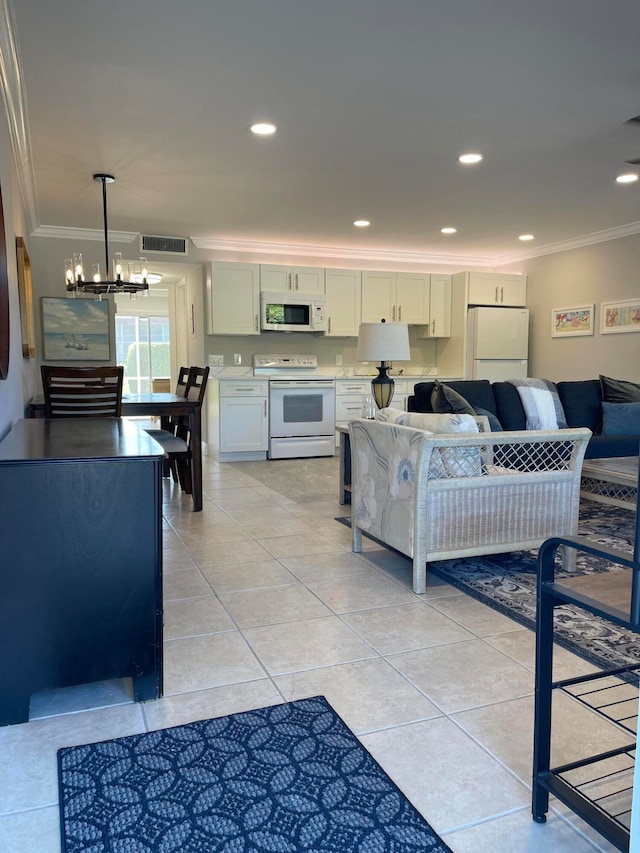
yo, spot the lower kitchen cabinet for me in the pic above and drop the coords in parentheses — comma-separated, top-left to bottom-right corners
(218, 380, 269, 460)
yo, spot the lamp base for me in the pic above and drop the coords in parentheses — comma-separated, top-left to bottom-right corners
(371, 363, 395, 409)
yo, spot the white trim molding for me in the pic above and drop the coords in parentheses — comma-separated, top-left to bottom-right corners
(494, 221, 640, 267)
(32, 224, 139, 244)
(0, 0, 38, 234)
(189, 236, 494, 268)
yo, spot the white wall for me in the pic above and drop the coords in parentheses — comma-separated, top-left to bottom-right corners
(499, 235, 640, 381)
(0, 110, 37, 439)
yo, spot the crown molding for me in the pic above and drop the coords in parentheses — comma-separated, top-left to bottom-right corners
(0, 0, 38, 234)
(493, 221, 640, 266)
(32, 224, 139, 243)
(190, 236, 494, 268)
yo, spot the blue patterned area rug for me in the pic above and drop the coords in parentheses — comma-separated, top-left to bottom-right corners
(338, 500, 640, 673)
(58, 695, 452, 853)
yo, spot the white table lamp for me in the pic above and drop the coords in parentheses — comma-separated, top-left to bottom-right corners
(356, 320, 411, 409)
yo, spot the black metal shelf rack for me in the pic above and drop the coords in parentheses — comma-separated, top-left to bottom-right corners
(532, 529, 640, 852)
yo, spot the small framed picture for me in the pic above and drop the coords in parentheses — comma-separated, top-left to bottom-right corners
(551, 305, 594, 338)
(600, 299, 640, 334)
(41, 297, 111, 360)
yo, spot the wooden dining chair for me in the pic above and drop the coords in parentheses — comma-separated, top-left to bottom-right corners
(41, 365, 124, 417)
(145, 365, 193, 479)
(145, 366, 209, 496)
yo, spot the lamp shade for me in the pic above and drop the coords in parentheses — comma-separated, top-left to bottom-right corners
(356, 322, 411, 410)
(356, 322, 411, 363)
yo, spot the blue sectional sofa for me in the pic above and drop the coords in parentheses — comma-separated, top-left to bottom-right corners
(408, 379, 639, 459)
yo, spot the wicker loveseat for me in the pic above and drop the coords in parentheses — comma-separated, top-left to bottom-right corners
(349, 417, 592, 594)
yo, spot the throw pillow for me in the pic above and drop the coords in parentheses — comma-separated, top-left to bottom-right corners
(376, 408, 479, 434)
(374, 408, 482, 477)
(602, 401, 640, 436)
(431, 381, 476, 416)
(600, 375, 640, 404)
(474, 406, 503, 432)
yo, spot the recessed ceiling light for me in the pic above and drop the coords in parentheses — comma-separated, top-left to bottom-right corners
(518, 234, 535, 241)
(353, 220, 370, 227)
(250, 122, 277, 136)
(616, 173, 638, 184)
(458, 153, 483, 165)
(441, 227, 457, 234)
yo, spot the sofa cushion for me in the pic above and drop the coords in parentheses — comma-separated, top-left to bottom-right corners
(556, 380, 603, 433)
(431, 381, 476, 416)
(602, 401, 640, 436)
(410, 380, 497, 415)
(491, 382, 528, 430)
(586, 434, 640, 459)
(600, 375, 640, 404)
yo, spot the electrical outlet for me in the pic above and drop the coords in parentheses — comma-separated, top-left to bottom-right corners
(234, 353, 242, 365)
(208, 354, 224, 367)
(335, 355, 343, 366)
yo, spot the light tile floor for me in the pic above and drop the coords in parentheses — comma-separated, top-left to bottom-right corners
(0, 454, 626, 852)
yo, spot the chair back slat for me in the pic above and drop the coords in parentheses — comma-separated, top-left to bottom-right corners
(41, 366, 123, 418)
(185, 366, 209, 403)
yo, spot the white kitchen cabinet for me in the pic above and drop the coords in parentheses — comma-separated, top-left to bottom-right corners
(395, 273, 430, 324)
(219, 380, 268, 458)
(206, 262, 260, 335)
(418, 274, 452, 338)
(468, 272, 527, 306)
(391, 379, 410, 411)
(325, 268, 362, 336)
(260, 264, 325, 294)
(361, 271, 397, 323)
(361, 271, 447, 329)
(335, 378, 372, 445)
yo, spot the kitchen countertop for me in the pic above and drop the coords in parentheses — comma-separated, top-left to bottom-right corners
(209, 367, 453, 380)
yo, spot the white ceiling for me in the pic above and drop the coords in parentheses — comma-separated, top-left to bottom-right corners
(8, 0, 640, 267)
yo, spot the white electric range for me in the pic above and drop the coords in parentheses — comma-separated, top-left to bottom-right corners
(253, 355, 336, 459)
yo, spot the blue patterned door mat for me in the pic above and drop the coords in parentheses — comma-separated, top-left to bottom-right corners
(58, 695, 452, 852)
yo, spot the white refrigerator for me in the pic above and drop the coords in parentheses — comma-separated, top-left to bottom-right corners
(466, 307, 529, 380)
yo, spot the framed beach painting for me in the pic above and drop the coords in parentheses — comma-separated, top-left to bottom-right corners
(551, 305, 594, 338)
(42, 297, 110, 360)
(600, 299, 640, 334)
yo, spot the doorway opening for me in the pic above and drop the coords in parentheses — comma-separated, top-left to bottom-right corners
(114, 314, 170, 394)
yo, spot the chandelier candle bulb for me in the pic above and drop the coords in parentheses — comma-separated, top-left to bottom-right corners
(73, 253, 83, 281)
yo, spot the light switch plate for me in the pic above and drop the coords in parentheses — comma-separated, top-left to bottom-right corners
(234, 353, 242, 365)
(335, 355, 343, 365)
(208, 354, 224, 366)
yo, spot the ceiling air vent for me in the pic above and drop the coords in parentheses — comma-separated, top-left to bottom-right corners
(140, 235, 188, 255)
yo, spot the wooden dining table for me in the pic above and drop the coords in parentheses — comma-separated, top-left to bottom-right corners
(29, 391, 205, 511)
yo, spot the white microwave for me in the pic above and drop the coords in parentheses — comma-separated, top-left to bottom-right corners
(260, 292, 326, 332)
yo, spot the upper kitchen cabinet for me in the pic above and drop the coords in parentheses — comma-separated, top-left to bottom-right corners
(467, 272, 527, 307)
(260, 265, 325, 294)
(324, 268, 362, 337)
(361, 271, 429, 324)
(420, 274, 452, 338)
(206, 262, 260, 335)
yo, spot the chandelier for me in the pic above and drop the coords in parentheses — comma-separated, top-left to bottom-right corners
(65, 173, 151, 296)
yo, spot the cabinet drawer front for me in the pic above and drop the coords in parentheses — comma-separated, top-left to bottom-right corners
(336, 397, 367, 420)
(220, 381, 268, 397)
(336, 380, 370, 395)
